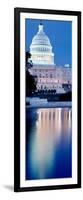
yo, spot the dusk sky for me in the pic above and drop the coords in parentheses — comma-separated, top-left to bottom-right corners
(25, 19, 72, 66)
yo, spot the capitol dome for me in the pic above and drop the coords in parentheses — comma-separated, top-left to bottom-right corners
(30, 23, 54, 65)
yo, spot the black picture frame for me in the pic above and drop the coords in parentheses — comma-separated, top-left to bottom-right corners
(14, 7, 81, 192)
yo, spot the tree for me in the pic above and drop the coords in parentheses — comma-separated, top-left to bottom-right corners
(26, 51, 37, 96)
(26, 71, 37, 96)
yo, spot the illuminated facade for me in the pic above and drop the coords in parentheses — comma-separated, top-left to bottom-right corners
(29, 23, 71, 93)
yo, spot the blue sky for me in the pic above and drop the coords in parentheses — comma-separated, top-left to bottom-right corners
(25, 19, 72, 66)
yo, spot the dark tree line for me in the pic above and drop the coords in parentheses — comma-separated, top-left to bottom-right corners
(26, 52, 36, 96)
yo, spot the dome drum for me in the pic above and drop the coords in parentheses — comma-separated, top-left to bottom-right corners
(31, 53, 54, 65)
(30, 23, 55, 65)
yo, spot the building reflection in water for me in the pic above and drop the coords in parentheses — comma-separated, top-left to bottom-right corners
(26, 108, 72, 180)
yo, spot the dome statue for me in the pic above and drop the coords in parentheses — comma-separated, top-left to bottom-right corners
(30, 23, 55, 65)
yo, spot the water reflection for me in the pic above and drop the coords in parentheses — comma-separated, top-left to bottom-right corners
(26, 108, 72, 180)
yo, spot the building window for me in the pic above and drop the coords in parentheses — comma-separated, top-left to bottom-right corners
(41, 85, 43, 90)
(50, 74, 52, 78)
(44, 86, 47, 90)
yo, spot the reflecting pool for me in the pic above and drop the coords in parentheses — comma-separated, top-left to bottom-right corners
(26, 107, 72, 180)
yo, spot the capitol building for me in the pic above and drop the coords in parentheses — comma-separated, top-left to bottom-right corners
(28, 23, 71, 93)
